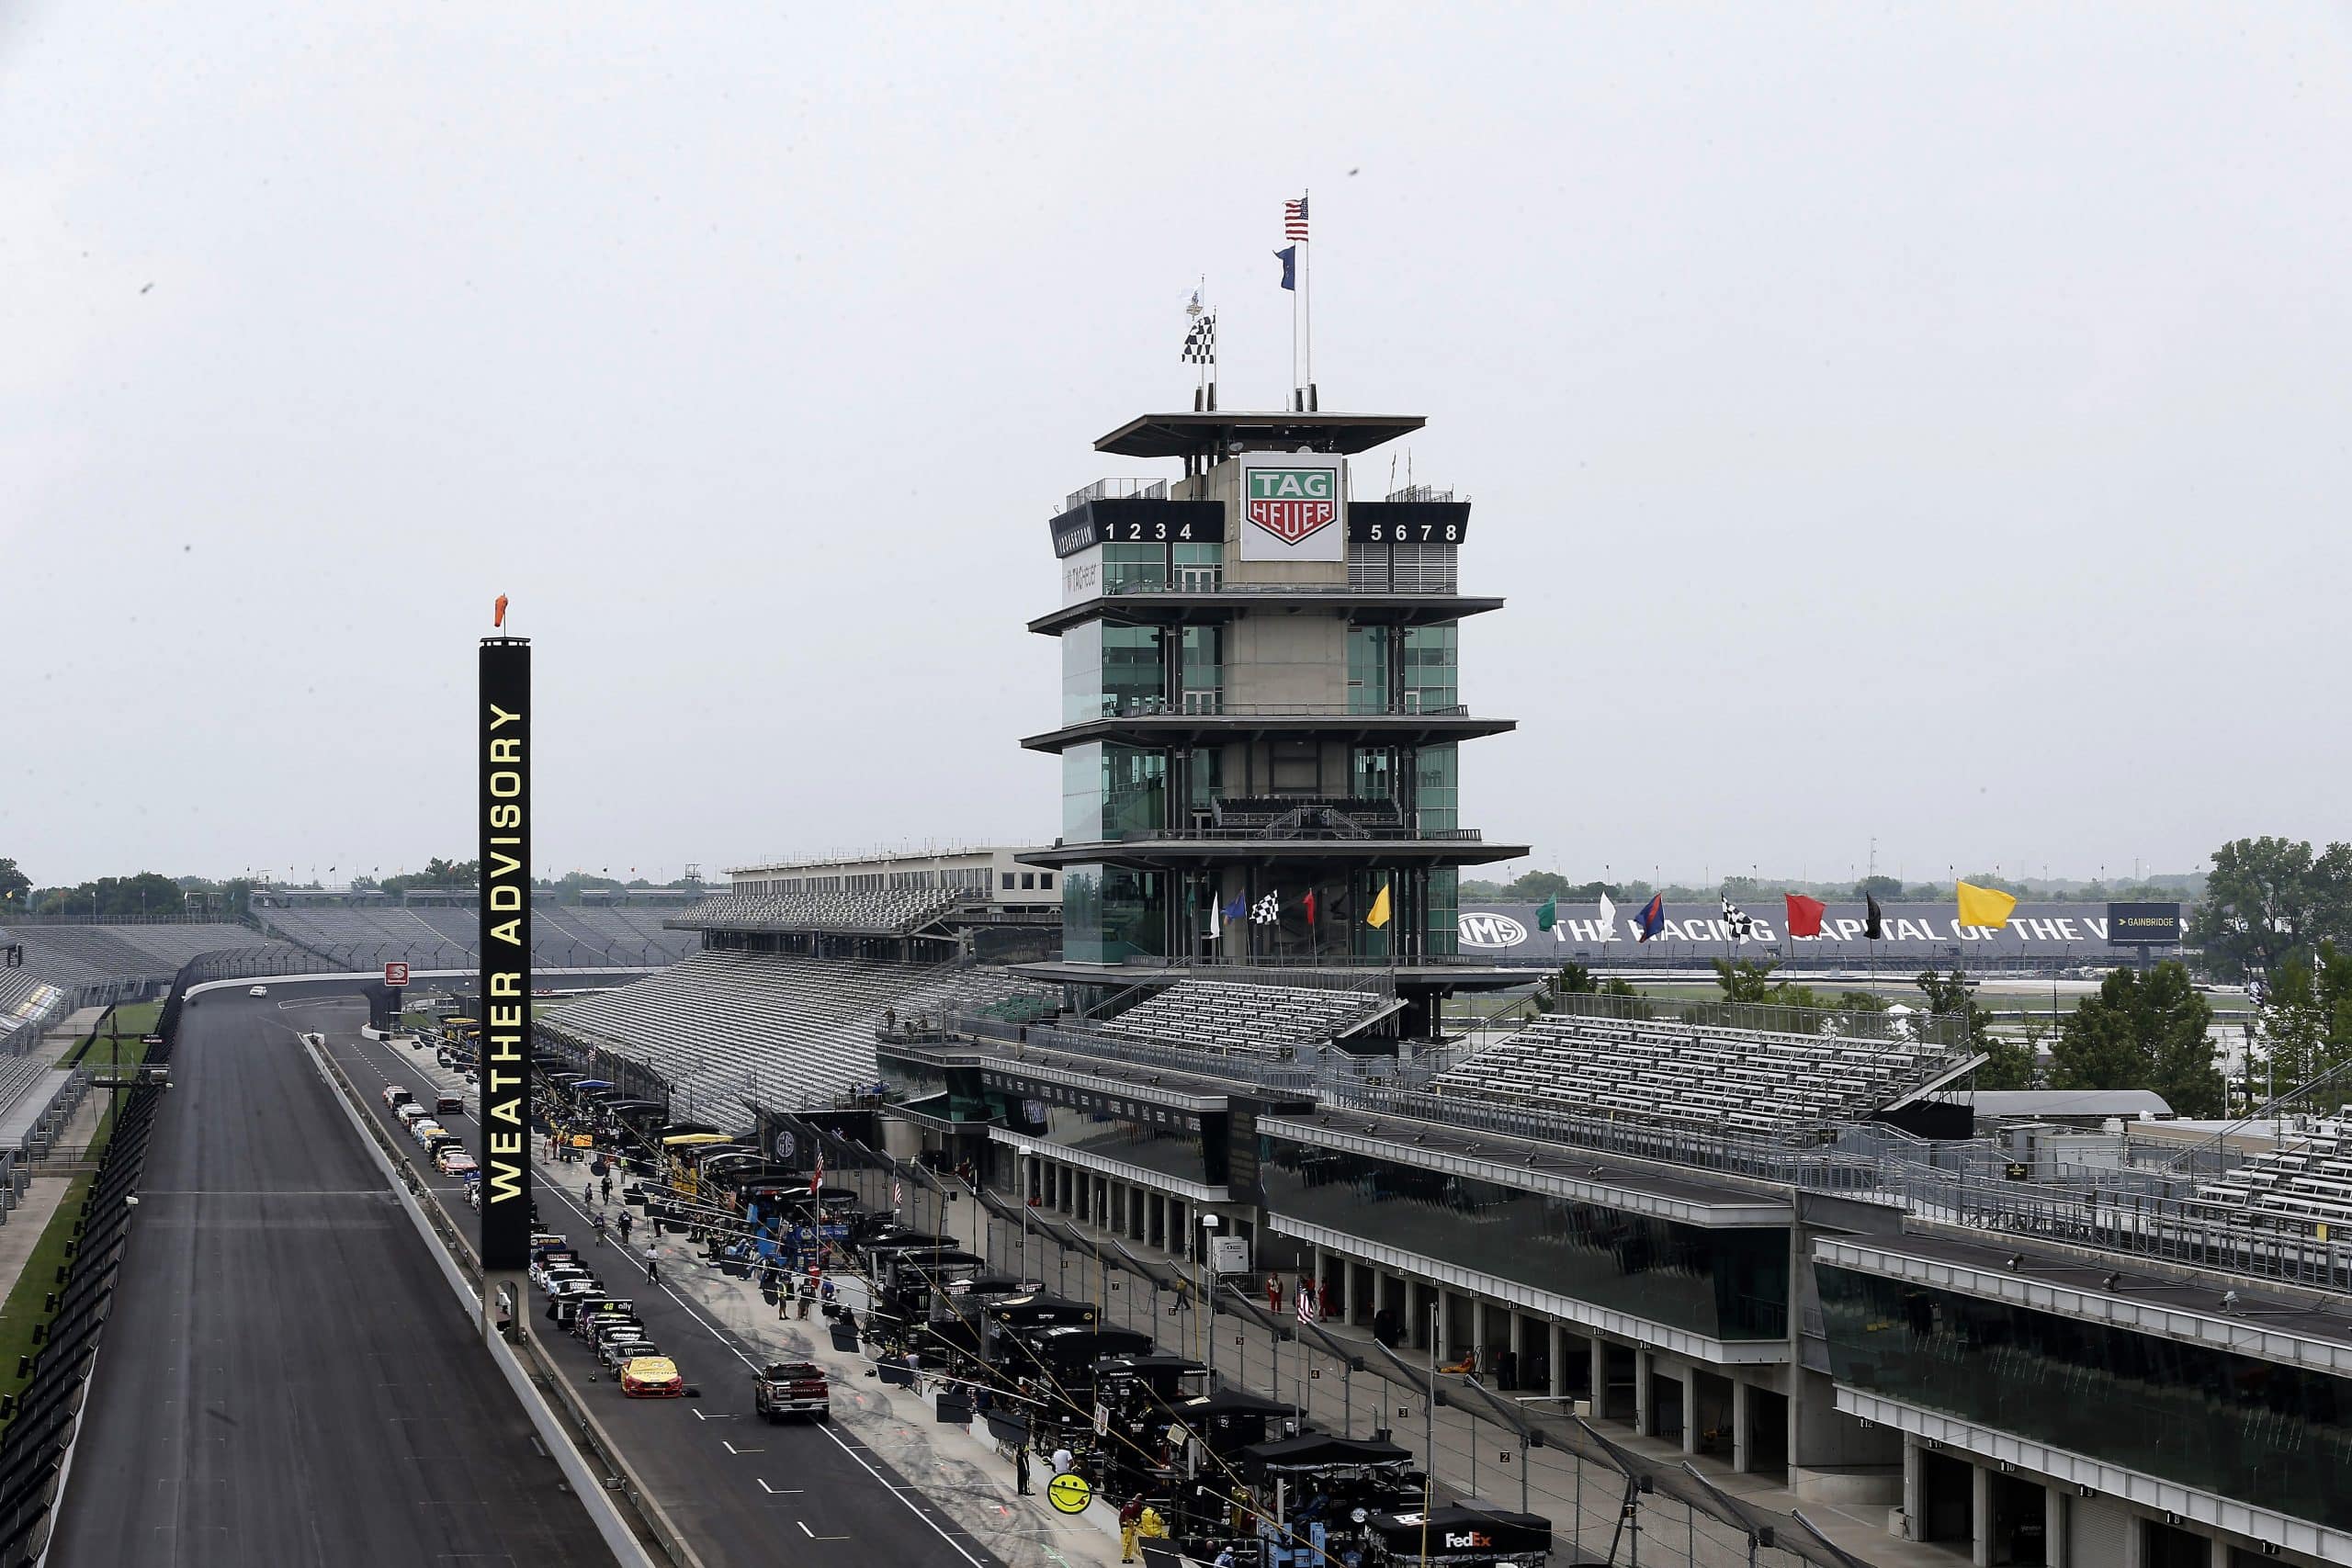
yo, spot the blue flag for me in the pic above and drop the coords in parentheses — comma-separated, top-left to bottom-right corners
(1274, 245, 1296, 291)
(1221, 893, 1247, 921)
(1634, 894, 1666, 943)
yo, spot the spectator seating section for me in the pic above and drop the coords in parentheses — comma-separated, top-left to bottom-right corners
(668, 889, 963, 936)
(0, 972, 69, 1052)
(0, 923, 244, 994)
(541, 950, 957, 1112)
(882, 966, 1060, 1029)
(1090, 980, 1390, 1058)
(1430, 1013, 1978, 1132)
(254, 905, 697, 971)
(2194, 1115, 2352, 1230)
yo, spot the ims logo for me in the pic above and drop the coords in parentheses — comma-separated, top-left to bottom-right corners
(1246, 466, 1339, 544)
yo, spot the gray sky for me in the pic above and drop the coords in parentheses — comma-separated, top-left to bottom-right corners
(6, 5, 2346, 890)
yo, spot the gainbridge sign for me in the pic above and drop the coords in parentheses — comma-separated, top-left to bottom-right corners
(1238, 453, 1344, 562)
(478, 635, 533, 1273)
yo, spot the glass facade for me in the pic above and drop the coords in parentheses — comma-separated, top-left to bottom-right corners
(1414, 745, 1458, 830)
(1060, 863, 1168, 964)
(1349, 626, 1391, 714)
(1402, 622, 1458, 711)
(1063, 620, 1167, 723)
(1260, 1136, 1789, 1340)
(1062, 742, 1167, 844)
(1102, 540, 1167, 593)
(1172, 540, 1224, 588)
(1427, 869, 1459, 955)
(1178, 625, 1223, 713)
(1818, 1268, 2352, 1535)
(1351, 746, 1396, 804)
(1035, 1102, 1225, 1188)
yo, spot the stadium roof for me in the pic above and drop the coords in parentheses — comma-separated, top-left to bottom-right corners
(1095, 411, 1425, 459)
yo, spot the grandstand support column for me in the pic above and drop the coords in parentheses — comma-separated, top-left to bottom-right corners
(1970, 1462, 1993, 1568)
(1730, 1377, 1751, 1474)
(2045, 1486, 2067, 1568)
(1634, 1348, 1653, 1436)
(1902, 1438, 1922, 1542)
(1588, 1337, 1606, 1413)
(1680, 1371, 1698, 1456)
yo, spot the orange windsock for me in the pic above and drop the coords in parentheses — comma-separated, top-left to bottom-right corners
(493, 594, 509, 629)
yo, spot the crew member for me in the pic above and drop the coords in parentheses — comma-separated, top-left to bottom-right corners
(643, 1243, 660, 1283)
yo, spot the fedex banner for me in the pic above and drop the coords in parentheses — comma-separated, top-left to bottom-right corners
(1457, 901, 2183, 966)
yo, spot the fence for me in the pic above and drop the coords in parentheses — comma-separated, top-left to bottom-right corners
(0, 954, 189, 1566)
(784, 1118, 1863, 1568)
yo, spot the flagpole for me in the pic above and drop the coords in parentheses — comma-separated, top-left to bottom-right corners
(1300, 188, 1313, 406)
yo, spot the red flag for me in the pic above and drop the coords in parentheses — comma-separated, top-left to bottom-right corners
(1784, 894, 1826, 938)
(1304, 888, 1317, 926)
(492, 593, 509, 628)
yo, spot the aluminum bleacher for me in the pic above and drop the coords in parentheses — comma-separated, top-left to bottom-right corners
(254, 904, 696, 971)
(667, 889, 961, 936)
(2194, 1114, 2352, 1229)
(1091, 979, 1392, 1059)
(0, 972, 70, 1055)
(1430, 1012, 1980, 1132)
(541, 949, 949, 1113)
(0, 923, 240, 999)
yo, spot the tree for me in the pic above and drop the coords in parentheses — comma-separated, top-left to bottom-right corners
(1911, 970, 2034, 1087)
(0, 858, 28, 913)
(2191, 837, 2352, 981)
(1854, 875, 1904, 902)
(1502, 870, 1574, 902)
(1712, 958, 1780, 1004)
(2049, 962, 2221, 1116)
(2252, 942, 2352, 1103)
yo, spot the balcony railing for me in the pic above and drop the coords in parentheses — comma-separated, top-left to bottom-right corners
(1077, 696, 1472, 720)
(1063, 477, 1170, 511)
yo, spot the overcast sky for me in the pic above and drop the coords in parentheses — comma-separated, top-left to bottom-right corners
(5, 5, 2346, 891)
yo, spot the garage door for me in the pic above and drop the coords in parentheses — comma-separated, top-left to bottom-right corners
(2067, 1496, 2130, 1568)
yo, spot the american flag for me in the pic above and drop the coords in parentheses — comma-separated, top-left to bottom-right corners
(1295, 1281, 1318, 1324)
(810, 1150, 823, 1196)
(892, 1177, 903, 1210)
(1283, 195, 1309, 241)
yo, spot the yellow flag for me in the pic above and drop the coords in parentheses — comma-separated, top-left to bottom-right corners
(1956, 880, 2018, 931)
(1365, 884, 1392, 929)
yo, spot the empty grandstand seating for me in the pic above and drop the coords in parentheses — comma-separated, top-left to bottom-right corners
(542, 950, 960, 1111)
(2194, 1116, 2352, 1229)
(0, 923, 243, 998)
(0, 971, 69, 1052)
(1091, 980, 1393, 1058)
(254, 904, 697, 971)
(670, 890, 963, 935)
(884, 965, 1059, 1028)
(1430, 1013, 1978, 1132)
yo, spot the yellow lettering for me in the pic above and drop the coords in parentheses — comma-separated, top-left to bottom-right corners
(490, 1161, 523, 1201)
(491, 1005, 522, 1029)
(491, 918, 519, 943)
(492, 1098, 521, 1123)
(491, 886, 520, 912)
(491, 1131, 522, 1155)
(489, 704, 521, 729)
(491, 973, 520, 997)
(490, 771, 520, 798)
(490, 851, 522, 879)
(490, 737, 521, 762)
(490, 804, 520, 829)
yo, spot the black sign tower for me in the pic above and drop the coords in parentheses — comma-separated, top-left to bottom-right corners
(478, 633, 533, 1336)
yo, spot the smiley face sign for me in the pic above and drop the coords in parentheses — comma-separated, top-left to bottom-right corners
(1046, 1471, 1092, 1516)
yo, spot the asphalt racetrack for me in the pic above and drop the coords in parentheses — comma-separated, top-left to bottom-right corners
(45, 987, 616, 1568)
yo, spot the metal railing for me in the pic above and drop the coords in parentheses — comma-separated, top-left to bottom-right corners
(1543, 989, 1972, 1050)
(1063, 477, 1170, 510)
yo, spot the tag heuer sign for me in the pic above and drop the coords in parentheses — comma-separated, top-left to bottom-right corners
(1238, 454, 1345, 561)
(1247, 467, 1338, 543)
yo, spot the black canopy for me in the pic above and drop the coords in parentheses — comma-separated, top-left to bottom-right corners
(1368, 1506, 1554, 1557)
(1242, 1434, 1414, 1472)
(1178, 1387, 1294, 1417)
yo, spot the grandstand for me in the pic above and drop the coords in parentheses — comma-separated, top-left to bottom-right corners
(544, 949, 991, 1113)
(0, 971, 70, 1055)
(2193, 1114, 2352, 1228)
(1090, 978, 1398, 1058)
(668, 888, 961, 937)
(253, 902, 697, 971)
(0, 922, 248, 1002)
(1430, 1010, 1984, 1132)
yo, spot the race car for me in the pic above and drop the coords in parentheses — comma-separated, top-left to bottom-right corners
(619, 1356, 684, 1398)
(248, 986, 268, 998)
(435, 1146, 478, 1176)
(381, 1087, 413, 1111)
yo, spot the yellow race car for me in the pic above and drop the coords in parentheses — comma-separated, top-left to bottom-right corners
(619, 1356, 684, 1398)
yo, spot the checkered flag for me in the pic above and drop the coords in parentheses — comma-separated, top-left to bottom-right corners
(1721, 896, 1756, 942)
(1182, 311, 1216, 366)
(1250, 891, 1281, 925)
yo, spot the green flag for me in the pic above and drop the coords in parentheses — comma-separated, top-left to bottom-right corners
(1536, 895, 1557, 931)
